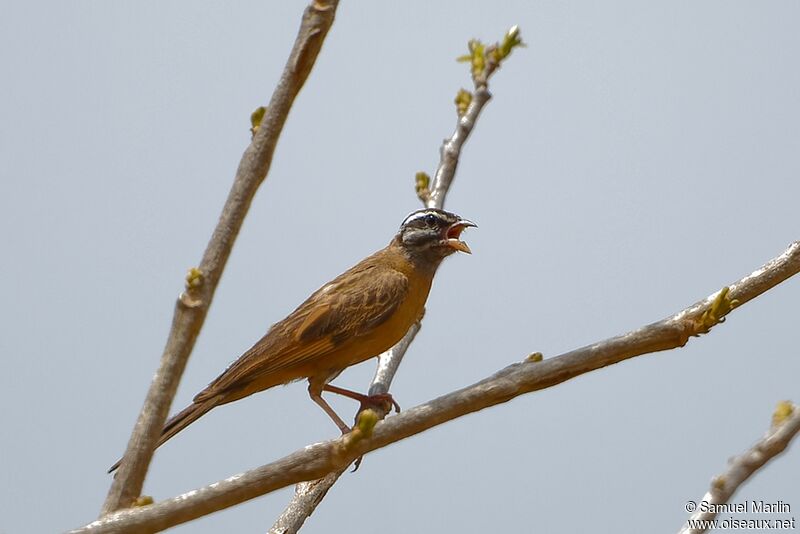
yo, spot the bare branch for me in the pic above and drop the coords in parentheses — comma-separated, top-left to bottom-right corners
(101, 0, 340, 515)
(678, 401, 800, 534)
(267, 472, 345, 534)
(72, 241, 800, 533)
(269, 26, 523, 534)
(425, 87, 490, 210)
(425, 25, 523, 208)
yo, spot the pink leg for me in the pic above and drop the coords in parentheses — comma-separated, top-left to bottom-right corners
(307, 383, 351, 434)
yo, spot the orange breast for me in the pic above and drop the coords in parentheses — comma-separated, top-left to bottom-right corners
(318, 270, 432, 375)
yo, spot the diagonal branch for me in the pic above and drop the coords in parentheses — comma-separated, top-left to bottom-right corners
(101, 0, 340, 514)
(73, 241, 800, 533)
(678, 401, 800, 534)
(268, 26, 524, 534)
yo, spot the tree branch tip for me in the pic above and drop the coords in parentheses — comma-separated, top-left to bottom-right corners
(457, 27, 524, 84)
(525, 352, 543, 363)
(494, 25, 525, 62)
(772, 400, 796, 427)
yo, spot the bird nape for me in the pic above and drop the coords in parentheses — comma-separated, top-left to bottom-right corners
(109, 208, 475, 473)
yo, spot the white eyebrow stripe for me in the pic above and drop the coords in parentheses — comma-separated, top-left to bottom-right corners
(401, 209, 438, 226)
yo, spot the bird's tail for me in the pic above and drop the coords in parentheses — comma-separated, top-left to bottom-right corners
(108, 399, 217, 473)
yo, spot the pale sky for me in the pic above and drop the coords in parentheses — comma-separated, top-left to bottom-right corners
(2, 2, 799, 533)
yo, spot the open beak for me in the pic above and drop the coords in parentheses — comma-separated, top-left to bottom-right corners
(445, 219, 477, 254)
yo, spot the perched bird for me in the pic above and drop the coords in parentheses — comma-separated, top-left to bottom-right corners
(110, 208, 474, 472)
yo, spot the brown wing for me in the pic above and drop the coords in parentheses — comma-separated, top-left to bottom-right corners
(194, 261, 409, 402)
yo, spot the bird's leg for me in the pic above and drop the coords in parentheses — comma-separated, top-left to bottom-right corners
(307, 383, 351, 434)
(321, 384, 400, 474)
(322, 384, 401, 414)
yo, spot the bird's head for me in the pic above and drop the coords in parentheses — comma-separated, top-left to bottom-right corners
(396, 208, 476, 264)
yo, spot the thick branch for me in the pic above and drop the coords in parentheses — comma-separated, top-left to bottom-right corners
(101, 0, 339, 514)
(74, 241, 800, 533)
(678, 402, 800, 534)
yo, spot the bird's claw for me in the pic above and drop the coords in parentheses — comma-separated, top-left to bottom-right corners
(359, 392, 400, 414)
(351, 455, 364, 472)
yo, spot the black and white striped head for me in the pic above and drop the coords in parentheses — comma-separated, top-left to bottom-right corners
(396, 208, 476, 260)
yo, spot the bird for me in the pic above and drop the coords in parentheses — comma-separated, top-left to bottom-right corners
(109, 207, 475, 473)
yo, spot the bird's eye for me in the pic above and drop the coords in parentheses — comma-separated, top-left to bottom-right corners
(424, 213, 438, 225)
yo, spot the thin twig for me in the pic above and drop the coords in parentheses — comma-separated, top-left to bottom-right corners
(268, 27, 521, 534)
(678, 402, 800, 534)
(425, 87, 490, 210)
(72, 241, 800, 533)
(100, 0, 340, 515)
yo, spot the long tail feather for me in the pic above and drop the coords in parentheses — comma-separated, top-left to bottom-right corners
(108, 399, 217, 473)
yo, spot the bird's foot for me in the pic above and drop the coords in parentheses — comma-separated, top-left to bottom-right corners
(322, 384, 401, 414)
(349, 393, 399, 473)
(358, 392, 401, 415)
(319, 384, 400, 474)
